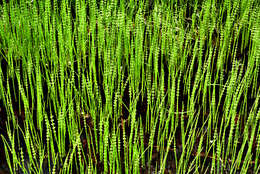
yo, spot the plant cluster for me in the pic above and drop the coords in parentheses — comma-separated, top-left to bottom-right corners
(0, 0, 259, 173)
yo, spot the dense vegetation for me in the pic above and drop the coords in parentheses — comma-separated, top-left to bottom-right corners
(0, 0, 260, 173)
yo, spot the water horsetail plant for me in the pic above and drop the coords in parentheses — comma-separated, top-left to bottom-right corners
(0, 0, 260, 173)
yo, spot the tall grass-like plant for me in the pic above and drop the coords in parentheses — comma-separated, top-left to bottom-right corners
(0, 0, 259, 173)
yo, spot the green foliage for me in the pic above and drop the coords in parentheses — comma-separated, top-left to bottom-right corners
(0, 0, 259, 173)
